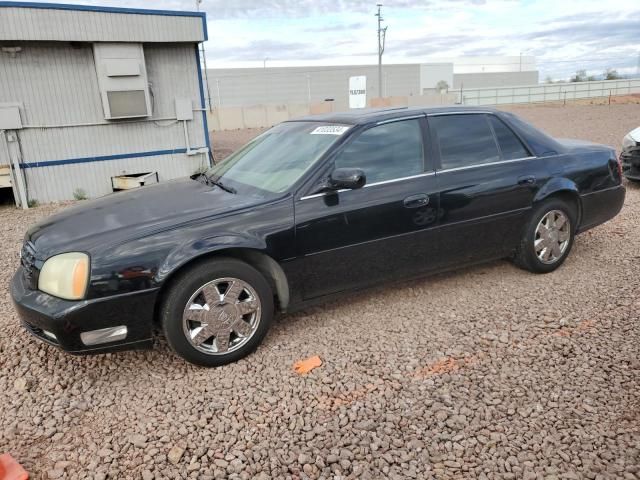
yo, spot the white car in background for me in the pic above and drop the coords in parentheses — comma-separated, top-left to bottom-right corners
(621, 127, 640, 181)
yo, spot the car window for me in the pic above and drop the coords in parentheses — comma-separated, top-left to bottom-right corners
(431, 114, 500, 170)
(204, 122, 347, 194)
(333, 119, 424, 184)
(489, 115, 531, 160)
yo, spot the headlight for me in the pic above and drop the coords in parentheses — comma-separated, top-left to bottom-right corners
(622, 134, 635, 149)
(623, 127, 640, 149)
(38, 252, 90, 300)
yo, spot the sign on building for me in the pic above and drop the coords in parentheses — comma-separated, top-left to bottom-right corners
(349, 76, 367, 109)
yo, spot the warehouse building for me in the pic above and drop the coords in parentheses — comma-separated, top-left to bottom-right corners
(207, 57, 539, 111)
(0, 2, 210, 205)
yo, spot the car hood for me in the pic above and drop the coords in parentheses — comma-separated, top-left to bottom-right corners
(27, 178, 269, 258)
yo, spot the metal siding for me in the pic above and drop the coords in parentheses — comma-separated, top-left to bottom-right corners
(0, 42, 207, 202)
(0, 7, 204, 42)
(0, 43, 103, 125)
(25, 152, 206, 202)
(144, 44, 205, 148)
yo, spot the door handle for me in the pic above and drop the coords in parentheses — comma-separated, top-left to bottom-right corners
(518, 175, 536, 185)
(403, 194, 429, 209)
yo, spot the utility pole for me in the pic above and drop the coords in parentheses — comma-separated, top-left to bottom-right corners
(637, 52, 640, 77)
(196, 0, 213, 112)
(375, 4, 388, 98)
(519, 51, 522, 72)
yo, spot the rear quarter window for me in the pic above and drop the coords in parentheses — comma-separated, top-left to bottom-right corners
(488, 115, 531, 160)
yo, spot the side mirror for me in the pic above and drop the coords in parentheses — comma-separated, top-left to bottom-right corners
(329, 168, 366, 190)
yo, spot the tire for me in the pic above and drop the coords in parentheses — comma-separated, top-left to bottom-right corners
(513, 198, 577, 274)
(160, 257, 274, 367)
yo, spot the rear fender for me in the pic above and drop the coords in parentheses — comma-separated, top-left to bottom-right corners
(533, 177, 579, 203)
(533, 177, 581, 223)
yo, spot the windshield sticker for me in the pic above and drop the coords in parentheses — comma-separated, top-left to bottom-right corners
(310, 126, 350, 135)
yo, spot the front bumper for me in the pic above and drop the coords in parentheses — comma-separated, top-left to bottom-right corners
(621, 147, 640, 181)
(10, 268, 158, 354)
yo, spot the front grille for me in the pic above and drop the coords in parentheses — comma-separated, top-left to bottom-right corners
(20, 241, 38, 289)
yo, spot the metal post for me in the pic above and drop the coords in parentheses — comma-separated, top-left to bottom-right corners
(306, 74, 311, 104)
(201, 46, 212, 112)
(216, 79, 221, 107)
(195, 1, 213, 112)
(384, 71, 388, 98)
(2, 131, 29, 209)
(375, 4, 387, 100)
(519, 51, 522, 72)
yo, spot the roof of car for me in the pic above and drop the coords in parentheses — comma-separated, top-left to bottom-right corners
(290, 105, 501, 125)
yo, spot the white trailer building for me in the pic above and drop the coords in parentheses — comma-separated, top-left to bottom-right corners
(0, 2, 211, 206)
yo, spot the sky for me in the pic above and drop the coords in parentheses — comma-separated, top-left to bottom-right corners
(17, 0, 640, 80)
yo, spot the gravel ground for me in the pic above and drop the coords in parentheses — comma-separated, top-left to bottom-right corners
(1, 103, 639, 480)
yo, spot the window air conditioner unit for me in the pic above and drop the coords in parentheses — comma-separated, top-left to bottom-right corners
(94, 43, 151, 120)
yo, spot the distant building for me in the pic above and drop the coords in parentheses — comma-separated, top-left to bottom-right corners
(0, 2, 210, 205)
(207, 57, 539, 111)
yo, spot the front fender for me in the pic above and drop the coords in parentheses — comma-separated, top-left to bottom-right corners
(156, 234, 267, 283)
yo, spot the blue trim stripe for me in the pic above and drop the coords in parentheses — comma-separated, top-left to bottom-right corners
(195, 45, 213, 167)
(0, 1, 208, 40)
(20, 148, 207, 169)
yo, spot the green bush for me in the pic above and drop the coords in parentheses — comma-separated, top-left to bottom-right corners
(73, 188, 88, 201)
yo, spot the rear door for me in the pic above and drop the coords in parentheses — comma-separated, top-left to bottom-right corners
(294, 116, 441, 299)
(429, 112, 547, 266)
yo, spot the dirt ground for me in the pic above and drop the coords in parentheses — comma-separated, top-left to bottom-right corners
(1, 103, 639, 480)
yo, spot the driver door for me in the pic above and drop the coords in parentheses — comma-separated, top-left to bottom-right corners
(294, 116, 441, 300)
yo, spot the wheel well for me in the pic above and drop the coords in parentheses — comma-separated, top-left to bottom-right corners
(539, 190, 582, 226)
(152, 248, 290, 325)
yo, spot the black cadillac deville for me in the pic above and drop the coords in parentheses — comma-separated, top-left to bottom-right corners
(11, 107, 625, 366)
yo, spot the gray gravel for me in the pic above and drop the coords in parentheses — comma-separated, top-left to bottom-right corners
(1, 103, 639, 479)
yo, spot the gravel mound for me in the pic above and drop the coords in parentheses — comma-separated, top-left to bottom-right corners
(1, 103, 639, 479)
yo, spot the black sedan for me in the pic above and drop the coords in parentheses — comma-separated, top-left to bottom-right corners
(11, 107, 625, 366)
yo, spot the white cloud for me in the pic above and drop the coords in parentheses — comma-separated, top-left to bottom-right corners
(14, 0, 640, 79)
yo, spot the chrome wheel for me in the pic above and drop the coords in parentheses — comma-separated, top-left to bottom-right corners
(534, 210, 571, 264)
(182, 277, 261, 355)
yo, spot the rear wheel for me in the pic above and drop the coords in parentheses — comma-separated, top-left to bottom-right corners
(160, 258, 274, 367)
(514, 198, 576, 273)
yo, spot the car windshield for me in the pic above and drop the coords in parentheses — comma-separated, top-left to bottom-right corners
(203, 122, 350, 193)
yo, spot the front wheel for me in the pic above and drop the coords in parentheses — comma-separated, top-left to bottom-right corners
(160, 258, 274, 367)
(513, 198, 576, 273)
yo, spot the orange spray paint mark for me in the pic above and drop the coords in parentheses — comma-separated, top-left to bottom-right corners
(0, 454, 29, 480)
